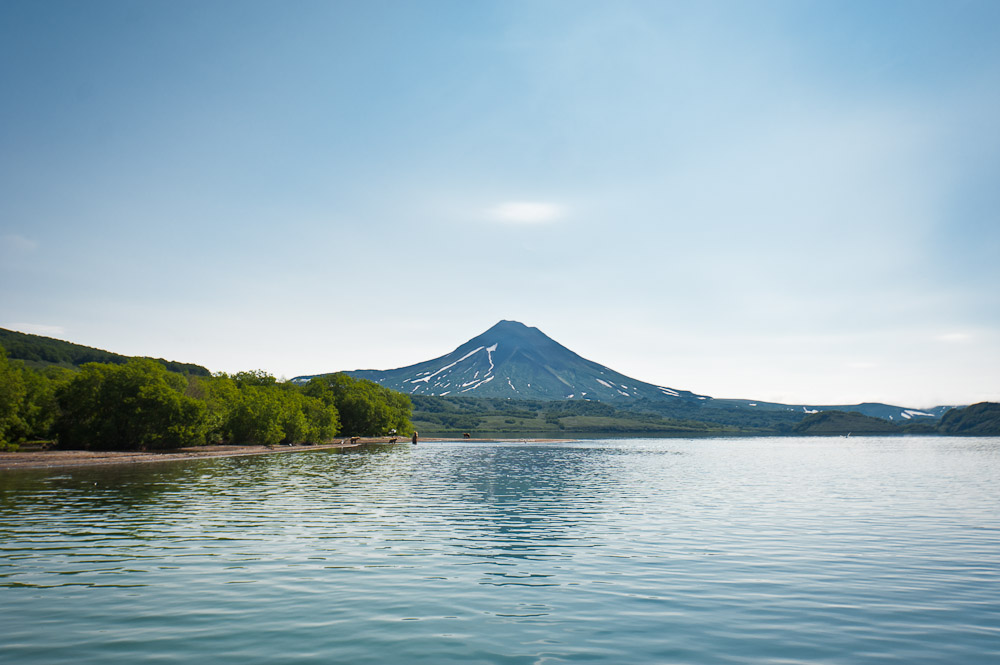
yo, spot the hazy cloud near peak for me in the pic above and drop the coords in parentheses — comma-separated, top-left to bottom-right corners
(5, 323, 66, 337)
(487, 201, 565, 224)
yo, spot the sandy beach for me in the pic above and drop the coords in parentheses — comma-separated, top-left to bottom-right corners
(0, 440, 370, 471)
(0, 437, 575, 471)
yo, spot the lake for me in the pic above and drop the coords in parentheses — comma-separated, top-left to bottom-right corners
(2, 437, 1000, 664)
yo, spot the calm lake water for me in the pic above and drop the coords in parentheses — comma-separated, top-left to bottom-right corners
(2, 437, 1000, 664)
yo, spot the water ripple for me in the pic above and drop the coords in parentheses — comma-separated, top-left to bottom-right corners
(2, 437, 1000, 663)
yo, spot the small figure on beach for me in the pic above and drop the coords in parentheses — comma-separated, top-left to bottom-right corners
(463, 432, 471, 439)
(412, 431, 418, 445)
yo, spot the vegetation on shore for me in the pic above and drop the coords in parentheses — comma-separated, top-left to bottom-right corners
(935, 402, 1000, 436)
(792, 410, 900, 435)
(411, 395, 1000, 438)
(0, 343, 412, 451)
(411, 394, 744, 436)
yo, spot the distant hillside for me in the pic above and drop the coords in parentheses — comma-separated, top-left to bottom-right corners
(935, 402, 1000, 436)
(0, 328, 210, 376)
(793, 410, 901, 436)
(410, 395, 744, 437)
(708, 399, 951, 423)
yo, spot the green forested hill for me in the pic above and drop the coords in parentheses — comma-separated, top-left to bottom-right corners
(412, 397, 986, 437)
(935, 402, 1000, 435)
(0, 328, 210, 376)
(793, 410, 901, 435)
(412, 395, 762, 436)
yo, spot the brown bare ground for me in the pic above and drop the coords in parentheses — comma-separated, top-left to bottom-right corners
(0, 437, 575, 471)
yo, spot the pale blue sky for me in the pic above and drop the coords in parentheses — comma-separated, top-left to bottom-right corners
(2, 0, 998, 407)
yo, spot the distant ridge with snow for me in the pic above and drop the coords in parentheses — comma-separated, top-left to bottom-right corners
(293, 320, 954, 422)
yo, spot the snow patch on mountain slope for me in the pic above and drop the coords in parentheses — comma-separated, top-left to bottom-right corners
(485, 344, 497, 375)
(461, 375, 495, 393)
(411, 346, 484, 384)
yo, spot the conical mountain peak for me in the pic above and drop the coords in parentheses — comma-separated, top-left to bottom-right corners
(476, 320, 543, 341)
(465, 320, 560, 352)
(487, 319, 527, 330)
(305, 321, 696, 402)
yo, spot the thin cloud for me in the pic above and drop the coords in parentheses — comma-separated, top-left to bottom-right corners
(0, 234, 38, 252)
(937, 332, 972, 343)
(487, 201, 565, 224)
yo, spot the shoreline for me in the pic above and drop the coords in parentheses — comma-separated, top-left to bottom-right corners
(0, 437, 577, 471)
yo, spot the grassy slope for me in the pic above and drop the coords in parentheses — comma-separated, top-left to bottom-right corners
(411, 395, 757, 436)
(793, 411, 900, 435)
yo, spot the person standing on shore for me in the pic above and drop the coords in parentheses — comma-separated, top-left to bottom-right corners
(412, 431, 418, 445)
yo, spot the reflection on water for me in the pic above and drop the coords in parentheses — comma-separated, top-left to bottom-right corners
(2, 437, 1000, 664)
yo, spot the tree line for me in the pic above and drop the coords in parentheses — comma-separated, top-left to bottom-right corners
(0, 344, 411, 451)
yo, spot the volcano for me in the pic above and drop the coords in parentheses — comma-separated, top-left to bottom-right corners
(293, 320, 952, 422)
(296, 320, 701, 402)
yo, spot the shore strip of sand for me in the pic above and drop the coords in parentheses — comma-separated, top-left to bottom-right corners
(0, 437, 575, 470)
